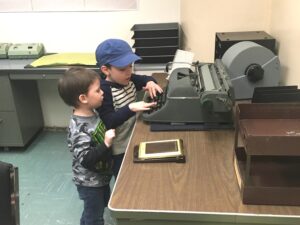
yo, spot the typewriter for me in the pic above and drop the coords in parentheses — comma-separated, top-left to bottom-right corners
(142, 59, 234, 128)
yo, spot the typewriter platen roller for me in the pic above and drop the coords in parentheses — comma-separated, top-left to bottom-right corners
(142, 59, 234, 126)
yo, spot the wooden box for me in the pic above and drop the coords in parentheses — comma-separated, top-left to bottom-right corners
(234, 103, 300, 205)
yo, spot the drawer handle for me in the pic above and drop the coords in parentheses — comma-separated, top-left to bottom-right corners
(0, 119, 3, 124)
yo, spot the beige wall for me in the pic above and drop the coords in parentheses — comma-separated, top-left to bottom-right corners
(0, 0, 180, 127)
(270, 0, 300, 85)
(2, 0, 299, 127)
(180, 0, 272, 63)
(181, 0, 300, 86)
(0, 0, 180, 53)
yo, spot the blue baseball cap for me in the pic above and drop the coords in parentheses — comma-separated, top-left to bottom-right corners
(95, 39, 141, 68)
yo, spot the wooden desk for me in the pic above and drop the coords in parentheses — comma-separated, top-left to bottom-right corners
(108, 73, 300, 225)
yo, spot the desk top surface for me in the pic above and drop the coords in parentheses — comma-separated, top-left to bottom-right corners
(0, 59, 165, 74)
(0, 59, 98, 74)
(109, 73, 300, 220)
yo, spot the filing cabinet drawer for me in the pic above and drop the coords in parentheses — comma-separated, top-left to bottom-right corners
(0, 76, 15, 111)
(0, 112, 23, 146)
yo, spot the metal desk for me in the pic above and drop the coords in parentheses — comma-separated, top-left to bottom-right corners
(0, 59, 164, 148)
(0, 59, 98, 148)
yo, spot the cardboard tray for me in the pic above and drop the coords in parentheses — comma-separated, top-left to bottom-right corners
(234, 103, 300, 205)
(236, 103, 300, 156)
(234, 147, 300, 206)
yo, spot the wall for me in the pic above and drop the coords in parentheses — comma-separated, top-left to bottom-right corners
(180, 0, 272, 63)
(3, 0, 299, 127)
(180, 0, 300, 87)
(269, 0, 300, 85)
(0, 0, 179, 52)
(0, 0, 180, 127)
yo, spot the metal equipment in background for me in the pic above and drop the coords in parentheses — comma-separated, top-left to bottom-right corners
(8, 43, 44, 59)
(221, 41, 280, 99)
(0, 43, 12, 58)
(141, 39, 281, 129)
(214, 31, 276, 59)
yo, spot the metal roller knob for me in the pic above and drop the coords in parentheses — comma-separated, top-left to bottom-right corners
(245, 64, 264, 82)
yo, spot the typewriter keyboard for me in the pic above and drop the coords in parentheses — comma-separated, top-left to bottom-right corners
(145, 91, 165, 114)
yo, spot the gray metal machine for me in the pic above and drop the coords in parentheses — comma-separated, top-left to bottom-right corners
(142, 41, 280, 127)
(222, 41, 280, 99)
(0, 43, 12, 59)
(142, 59, 234, 126)
(8, 43, 44, 59)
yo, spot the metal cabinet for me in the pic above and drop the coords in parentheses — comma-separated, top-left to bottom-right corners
(214, 31, 276, 59)
(0, 74, 43, 147)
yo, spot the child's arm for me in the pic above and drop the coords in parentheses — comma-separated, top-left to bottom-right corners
(131, 74, 163, 98)
(74, 130, 115, 170)
(81, 143, 110, 170)
(129, 101, 156, 112)
(98, 84, 136, 129)
(143, 81, 163, 99)
(103, 129, 115, 147)
(131, 74, 157, 90)
(98, 77, 159, 129)
(98, 89, 155, 128)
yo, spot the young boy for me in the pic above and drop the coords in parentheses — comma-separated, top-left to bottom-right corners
(95, 38, 162, 178)
(57, 67, 115, 225)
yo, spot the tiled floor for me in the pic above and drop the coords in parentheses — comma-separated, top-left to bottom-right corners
(0, 131, 116, 225)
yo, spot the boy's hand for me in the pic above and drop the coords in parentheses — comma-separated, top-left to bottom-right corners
(104, 129, 115, 147)
(143, 81, 163, 99)
(129, 101, 157, 112)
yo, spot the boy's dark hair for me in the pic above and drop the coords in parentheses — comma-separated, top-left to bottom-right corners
(104, 63, 111, 68)
(99, 63, 111, 79)
(58, 67, 100, 108)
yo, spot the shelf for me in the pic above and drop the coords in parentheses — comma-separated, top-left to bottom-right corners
(234, 147, 300, 205)
(234, 103, 300, 206)
(135, 46, 178, 56)
(136, 55, 174, 64)
(239, 118, 300, 156)
(132, 30, 178, 39)
(131, 22, 179, 30)
(133, 38, 179, 48)
(235, 147, 300, 187)
(131, 23, 180, 64)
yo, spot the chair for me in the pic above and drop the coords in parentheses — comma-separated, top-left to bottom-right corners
(0, 161, 20, 225)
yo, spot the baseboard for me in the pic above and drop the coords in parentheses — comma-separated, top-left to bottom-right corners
(43, 127, 67, 132)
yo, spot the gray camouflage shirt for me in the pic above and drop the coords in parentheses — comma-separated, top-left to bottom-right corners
(67, 113, 112, 187)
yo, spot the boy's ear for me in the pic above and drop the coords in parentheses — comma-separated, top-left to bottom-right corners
(78, 94, 88, 104)
(101, 65, 110, 76)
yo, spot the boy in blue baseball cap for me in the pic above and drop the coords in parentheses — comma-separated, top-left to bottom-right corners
(95, 39, 163, 178)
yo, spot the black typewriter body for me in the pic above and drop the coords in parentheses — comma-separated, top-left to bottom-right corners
(142, 60, 234, 127)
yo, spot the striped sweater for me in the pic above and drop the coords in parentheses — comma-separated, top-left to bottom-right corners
(97, 74, 156, 155)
